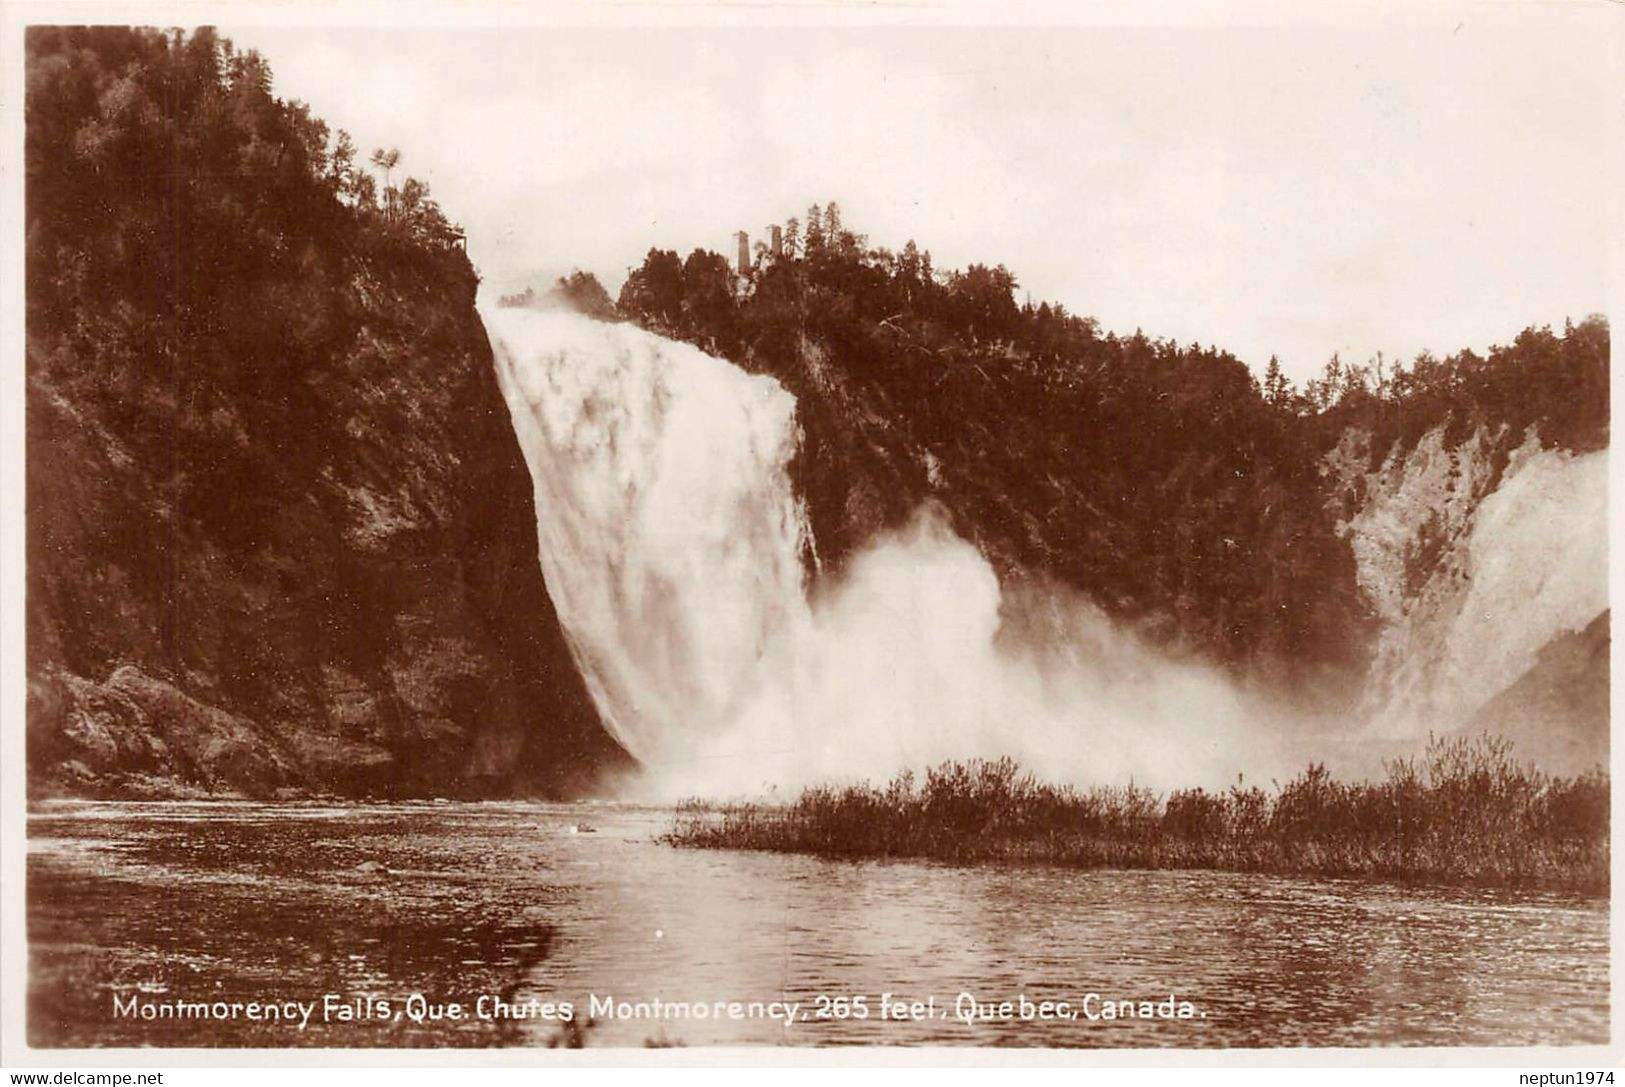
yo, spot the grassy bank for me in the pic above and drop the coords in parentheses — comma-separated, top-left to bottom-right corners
(664, 736, 1608, 894)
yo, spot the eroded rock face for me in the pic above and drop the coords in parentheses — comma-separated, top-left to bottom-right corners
(29, 667, 300, 797)
(1327, 423, 1608, 770)
(27, 264, 628, 800)
(24, 27, 632, 799)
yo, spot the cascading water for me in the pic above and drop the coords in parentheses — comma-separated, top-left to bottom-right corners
(484, 305, 1293, 798)
(484, 306, 811, 778)
(485, 306, 1610, 796)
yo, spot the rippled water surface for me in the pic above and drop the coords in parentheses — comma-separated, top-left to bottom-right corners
(28, 801, 1608, 1048)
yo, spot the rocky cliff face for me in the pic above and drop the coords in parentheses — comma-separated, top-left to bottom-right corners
(1325, 424, 1608, 772)
(740, 332, 1374, 701)
(25, 27, 624, 799)
(748, 327, 1607, 770)
(27, 261, 626, 799)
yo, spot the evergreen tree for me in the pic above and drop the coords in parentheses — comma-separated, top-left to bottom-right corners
(804, 203, 824, 254)
(1263, 355, 1290, 408)
(900, 240, 921, 281)
(616, 248, 685, 327)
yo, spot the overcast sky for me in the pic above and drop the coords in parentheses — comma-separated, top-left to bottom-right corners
(229, 6, 1616, 383)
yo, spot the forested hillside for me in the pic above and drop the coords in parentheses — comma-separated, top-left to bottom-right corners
(610, 204, 1609, 695)
(26, 27, 625, 797)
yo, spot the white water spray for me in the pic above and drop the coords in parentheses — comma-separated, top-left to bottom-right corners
(486, 307, 1294, 798)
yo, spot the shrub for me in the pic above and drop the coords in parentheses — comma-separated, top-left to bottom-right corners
(665, 736, 1608, 894)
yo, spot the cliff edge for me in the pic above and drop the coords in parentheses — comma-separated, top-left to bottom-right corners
(26, 27, 625, 798)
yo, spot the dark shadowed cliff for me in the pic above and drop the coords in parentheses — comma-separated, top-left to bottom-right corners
(25, 27, 625, 798)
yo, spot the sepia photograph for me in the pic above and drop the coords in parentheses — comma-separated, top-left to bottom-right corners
(2, 0, 1617, 1068)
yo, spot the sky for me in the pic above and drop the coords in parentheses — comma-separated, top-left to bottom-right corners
(228, 6, 1618, 383)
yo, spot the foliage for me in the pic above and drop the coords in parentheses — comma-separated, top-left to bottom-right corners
(26, 26, 474, 548)
(666, 737, 1609, 893)
(499, 270, 618, 320)
(617, 205, 1609, 688)
(25, 26, 628, 797)
(1312, 319, 1610, 475)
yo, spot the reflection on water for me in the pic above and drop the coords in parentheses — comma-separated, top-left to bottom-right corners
(28, 801, 1608, 1048)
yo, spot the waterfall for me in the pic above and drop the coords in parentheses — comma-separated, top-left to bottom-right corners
(484, 306, 1295, 798)
(485, 306, 811, 778)
(485, 307, 1610, 795)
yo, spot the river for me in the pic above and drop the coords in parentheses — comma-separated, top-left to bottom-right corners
(26, 800, 1608, 1048)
